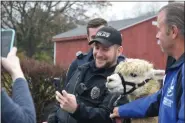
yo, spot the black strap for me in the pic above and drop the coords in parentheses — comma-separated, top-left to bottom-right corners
(118, 73, 151, 95)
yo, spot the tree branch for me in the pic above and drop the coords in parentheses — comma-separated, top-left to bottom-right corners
(30, 1, 39, 19)
(51, 1, 61, 8)
(2, 18, 13, 28)
(1, 2, 13, 28)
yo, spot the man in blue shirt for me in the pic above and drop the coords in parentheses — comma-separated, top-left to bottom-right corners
(110, 3, 184, 123)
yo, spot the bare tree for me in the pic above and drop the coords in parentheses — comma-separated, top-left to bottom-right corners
(1, 1, 111, 58)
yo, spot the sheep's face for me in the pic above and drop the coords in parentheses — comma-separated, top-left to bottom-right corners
(106, 58, 165, 94)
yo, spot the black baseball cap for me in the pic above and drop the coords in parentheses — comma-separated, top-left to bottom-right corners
(89, 26, 122, 47)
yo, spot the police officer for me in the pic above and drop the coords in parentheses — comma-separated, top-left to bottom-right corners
(64, 18, 125, 86)
(47, 18, 108, 123)
(48, 26, 129, 123)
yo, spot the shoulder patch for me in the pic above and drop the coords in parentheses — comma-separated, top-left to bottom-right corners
(76, 51, 88, 59)
(76, 51, 83, 59)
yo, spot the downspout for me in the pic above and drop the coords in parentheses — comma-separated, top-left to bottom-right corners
(54, 41, 56, 65)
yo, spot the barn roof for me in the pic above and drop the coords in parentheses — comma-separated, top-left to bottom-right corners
(53, 14, 156, 41)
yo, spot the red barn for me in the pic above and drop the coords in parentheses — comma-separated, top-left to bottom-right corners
(53, 15, 167, 70)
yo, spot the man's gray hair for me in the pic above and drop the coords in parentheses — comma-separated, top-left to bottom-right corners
(159, 3, 184, 38)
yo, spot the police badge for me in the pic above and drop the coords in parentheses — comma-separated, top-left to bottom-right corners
(90, 86, 100, 99)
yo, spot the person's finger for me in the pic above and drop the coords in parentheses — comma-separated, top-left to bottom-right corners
(1, 57, 6, 64)
(56, 91, 63, 98)
(68, 94, 74, 98)
(7, 47, 17, 57)
(1, 57, 7, 67)
(60, 104, 63, 109)
(62, 90, 69, 99)
(56, 91, 67, 103)
(110, 113, 117, 118)
(56, 95, 63, 104)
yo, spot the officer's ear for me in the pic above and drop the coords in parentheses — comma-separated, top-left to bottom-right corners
(117, 46, 123, 56)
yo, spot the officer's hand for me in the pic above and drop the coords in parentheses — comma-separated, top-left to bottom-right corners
(110, 107, 120, 118)
(56, 90, 78, 113)
(1, 47, 25, 81)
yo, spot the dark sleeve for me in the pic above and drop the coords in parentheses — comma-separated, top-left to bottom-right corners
(1, 78, 36, 123)
(64, 59, 78, 88)
(70, 92, 119, 123)
(47, 104, 60, 123)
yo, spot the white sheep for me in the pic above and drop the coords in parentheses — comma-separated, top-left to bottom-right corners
(106, 58, 165, 123)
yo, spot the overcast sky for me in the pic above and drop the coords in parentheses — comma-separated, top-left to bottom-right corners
(86, 2, 168, 21)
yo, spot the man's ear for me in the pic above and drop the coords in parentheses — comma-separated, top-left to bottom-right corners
(152, 69, 165, 80)
(117, 46, 123, 56)
(171, 25, 179, 39)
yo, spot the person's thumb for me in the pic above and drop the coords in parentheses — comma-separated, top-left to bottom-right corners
(7, 47, 17, 57)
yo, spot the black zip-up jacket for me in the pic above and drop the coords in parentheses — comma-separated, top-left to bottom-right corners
(48, 60, 129, 123)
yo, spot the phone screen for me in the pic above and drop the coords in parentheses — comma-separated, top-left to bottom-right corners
(1, 29, 15, 57)
(53, 78, 62, 93)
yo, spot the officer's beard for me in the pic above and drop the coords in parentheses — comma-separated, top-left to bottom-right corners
(95, 57, 117, 69)
(104, 59, 117, 69)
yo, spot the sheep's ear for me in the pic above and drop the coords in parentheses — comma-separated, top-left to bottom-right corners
(152, 69, 165, 80)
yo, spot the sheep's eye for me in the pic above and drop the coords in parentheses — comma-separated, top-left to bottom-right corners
(108, 79, 114, 82)
(130, 73, 137, 77)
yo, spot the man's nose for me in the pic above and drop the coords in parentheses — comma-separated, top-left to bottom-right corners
(156, 32, 159, 39)
(96, 50, 103, 57)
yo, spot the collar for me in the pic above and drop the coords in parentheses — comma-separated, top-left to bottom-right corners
(167, 52, 184, 71)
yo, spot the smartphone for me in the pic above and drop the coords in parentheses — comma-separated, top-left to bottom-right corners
(1, 29, 15, 57)
(53, 77, 63, 93)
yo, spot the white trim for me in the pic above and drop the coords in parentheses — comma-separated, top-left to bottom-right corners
(54, 42, 56, 65)
(118, 15, 157, 31)
(152, 21, 157, 26)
